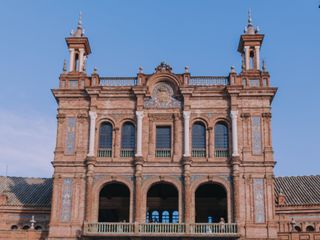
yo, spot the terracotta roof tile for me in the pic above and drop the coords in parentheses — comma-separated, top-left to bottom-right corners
(275, 175, 320, 206)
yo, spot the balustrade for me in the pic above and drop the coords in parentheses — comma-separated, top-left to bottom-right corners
(214, 149, 229, 158)
(155, 149, 171, 158)
(192, 149, 206, 158)
(98, 148, 112, 157)
(120, 149, 135, 157)
(100, 77, 137, 86)
(189, 76, 229, 86)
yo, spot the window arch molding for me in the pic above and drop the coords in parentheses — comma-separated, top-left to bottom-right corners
(120, 121, 136, 157)
(213, 119, 231, 158)
(97, 120, 115, 158)
(191, 120, 208, 158)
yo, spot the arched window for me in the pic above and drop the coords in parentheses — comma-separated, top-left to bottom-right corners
(162, 211, 170, 223)
(121, 122, 135, 157)
(192, 122, 206, 157)
(151, 211, 160, 223)
(294, 226, 302, 232)
(98, 122, 113, 157)
(306, 225, 315, 232)
(214, 122, 229, 157)
(35, 225, 42, 231)
(172, 211, 179, 223)
(11, 225, 18, 230)
(22, 225, 30, 230)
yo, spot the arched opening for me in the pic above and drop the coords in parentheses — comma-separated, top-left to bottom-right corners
(35, 225, 42, 231)
(11, 225, 18, 230)
(192, 121, 206, 158)
(146, 183, 179, 223)
(306, 225, 315, 232)
(22, 225, 30, 230)
(294, 226, 302, 232)
(195, 183, 227, 223)
(99, 182, 130, 222)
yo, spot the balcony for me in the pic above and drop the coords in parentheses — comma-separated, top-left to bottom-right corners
(155, 148, 171, 158)
(98, 148, 112, 157)
(83, 222, 238, 238)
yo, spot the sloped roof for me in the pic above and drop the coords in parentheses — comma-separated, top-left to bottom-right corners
(0, 176, 52, 208)
(275, 175, 320, 206)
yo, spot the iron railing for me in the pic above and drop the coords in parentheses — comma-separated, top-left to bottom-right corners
(155, 149, 171, 158)
(214, 149, 229, 158)
(189, 76, 229, 86)
(100, 77, 137, 86)
(98, 149, 112, 157)
(120, 149, 135, 157)
(192, 149, 206, 158)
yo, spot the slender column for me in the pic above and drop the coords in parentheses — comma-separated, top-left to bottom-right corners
(114, 128, 120, 158)
(208, 127, 214, 158)
(135, 111, 144, 157)
(174, 114, 181, 158)
(79, 48, 85, 72)
(69, 48, 75, 72)
(87, 111, 97, 157)
(183, 111, 191, 157)
(230, 110, 239, 156)
(134, 162, 143, 223)
(255, 46, 260, 70)
(244, 46, 250, 70)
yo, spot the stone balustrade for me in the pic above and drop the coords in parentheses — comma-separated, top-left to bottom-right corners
(83, 222, 238, 237)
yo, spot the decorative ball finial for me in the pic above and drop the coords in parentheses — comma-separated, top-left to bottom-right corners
(185, 66, 190, 73)
(138, 66, 143, 74)
(231, 66, 236, 73)
(262, 59, 267, 72)
(93, 66, 98, 74)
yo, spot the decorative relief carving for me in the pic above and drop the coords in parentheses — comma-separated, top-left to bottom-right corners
(251, 116, 262, 155)
(262, 112, 272, 118)
(65, 117, 76, 154)
(60, 178, 73, 222)
(144, 82, 181, 109)
(240, 113, 250, 119)
(253, 178, 265, 223)
(155, 62, 172, 73)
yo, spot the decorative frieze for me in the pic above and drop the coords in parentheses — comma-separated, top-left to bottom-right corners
(253, 178, 265, 223)
(251, 116, 262, 155)
(65, 117, 76, 154)
(60, 178, 73, 222)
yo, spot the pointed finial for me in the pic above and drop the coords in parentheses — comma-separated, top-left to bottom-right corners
(185, 66, 189, 73)
(230, 66, 236, 73)
(78, 11, 83, 29)
(262, 59, 267, 72)
(248, 9, 253, 26)
(63, 59, 67, 72)
(138, 66, 143, 74)
(93, 66, 98, 74)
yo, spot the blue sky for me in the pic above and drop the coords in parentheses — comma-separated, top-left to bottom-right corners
(0, 0, 319, 177)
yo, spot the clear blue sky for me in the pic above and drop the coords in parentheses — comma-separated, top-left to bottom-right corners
(0, 0, 319, 177)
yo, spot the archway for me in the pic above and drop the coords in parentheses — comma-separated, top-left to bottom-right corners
(99, 182, 130, 222)
(195, 183, 227, 223)
(146, 182, 179, 223)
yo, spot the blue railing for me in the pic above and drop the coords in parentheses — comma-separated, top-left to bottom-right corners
(189, 76, 229, 86)
(100, 77, 137, 86)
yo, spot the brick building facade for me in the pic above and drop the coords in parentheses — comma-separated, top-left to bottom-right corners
(0, 14, 319, 240)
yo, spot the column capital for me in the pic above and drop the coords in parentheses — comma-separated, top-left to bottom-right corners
(79, 48, 85, 53)
(136, 110, 144, 119)
(230, 110, 238, 118)
(89, 111, 97, 119)
(183, 111, 191, 119)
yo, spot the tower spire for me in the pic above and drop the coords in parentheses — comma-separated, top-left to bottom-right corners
(244, 9, 259, 35)
(72, 12, 84, 37)
(248, 9, 253, 26)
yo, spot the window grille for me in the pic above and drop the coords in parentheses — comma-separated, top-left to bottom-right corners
(156, 126, 171, 157)
(98, 122, 113, 157)
(192, 122, 206, 157)
(214, 122, 229, 157)
(121, 122, 135, 157)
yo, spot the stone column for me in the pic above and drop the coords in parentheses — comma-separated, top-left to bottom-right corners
(135, 111, 144, 157)
(183, 111, 191, 157)
(69, 48, 75, 72)
(134, 160, 143, 223)
(85, 163, 94, 222)
(114, 128, 120, 158)
(79, 48, 85, 72)
(255, 46, 260, 70)
(244, 46, 250, 70)
(174, 114, 181, 159)
(208, 127, 214, 158)
(230, 110, 239, 156)
(87, 111, 97, 157)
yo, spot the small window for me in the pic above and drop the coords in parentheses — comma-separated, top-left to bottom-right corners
(172, 211, 179, 223)
(162, 211, 170, 223)
(22, 225, 30, 230)
(249, 79, 260, 87)
(98, 122, 113, 157)
(208, 216, 213, 223)
(11, 225, 18, 230)
(35, 225, 42, 231)
(242, 78, 246, 86)
(146, 212, 149, 223)
(68, 80, 78, 89)
(151, 211, 159, 223)
(263, 78, 268, 87)
(294, 226, 302, 232)
(306, 225, 315, 232)
(156, 126, 171, 157)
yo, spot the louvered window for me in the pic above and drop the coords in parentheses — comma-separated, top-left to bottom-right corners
(98, 122, 113, 157)
(192, 122, 206, 157)
(214, 122, 229, 158)
(156, 126, 171, 157)
(121, 122, 135, 157)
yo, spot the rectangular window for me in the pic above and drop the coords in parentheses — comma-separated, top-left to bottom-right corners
(263, 78, 268, 87)
(156, 126, 171, 157)
(249, 79, 260, 87)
